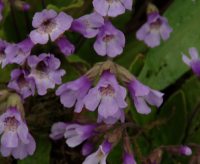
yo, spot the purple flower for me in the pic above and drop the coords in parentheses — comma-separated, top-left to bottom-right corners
(179, 146, 192, 156)
(128, 78, 164, 114)
(97, 108, 125, 125)
(93, 0, 133, 17)
(49, 122, 67, 140)
(136, 12, 172, 48)
(94, 21, 125, 57)
(30, 9, 73, 44)
(0, 0, 3, 22)
(55, 36, 75, 56)
(182, 48, 200, 76)
(5, 38, 34, 66)
(7, 68, 35, 99)
(0, 108, 36, 159)
(64, 124, 96, 148)
(82, 142, 94, 156)
(56, 76, 91, 113)
(27, 53, 65, 95)
(83, 140, 112, 164)
(71, 12, 104, 38)
(0, 39, 10, 68)
(123, 152, 137, 164)
(84, 71, 127, 124)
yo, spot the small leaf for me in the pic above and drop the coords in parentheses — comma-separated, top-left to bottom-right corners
(129, 53, 145, 76)
(152, 91, 187, 145)
(67, 54, 90, 67)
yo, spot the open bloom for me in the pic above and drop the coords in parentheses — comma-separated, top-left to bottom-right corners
(49, 122, 67, 140)
(55, 36, 75, 56)
(83, 140, 112, 164)
(64, 124, 96, 148)
(136, 12, 172, 48)
(56, 76, 91, 113)
(94, 21, 125, 57)
(93, 0, 133, 17)
(30, 9, 73, 44)
(5, 38, 34, 65)
(84, 71, 127, 124)
(182, 47, 200, 76)
(0, 39, 10, 68)
(8, 68, 35, 99)
(28, 53, 65, 95)
(128, 78, 164, 114)
(71, 12, 104, 38)
(0, 108, 36, 159)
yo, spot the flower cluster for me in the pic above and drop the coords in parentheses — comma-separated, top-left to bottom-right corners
(0, 0, 195, 163)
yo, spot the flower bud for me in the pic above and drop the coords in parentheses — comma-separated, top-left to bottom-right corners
(147, 3, 159, 14)
(6, 93, 25, 119)
(14, 0, 31, 11)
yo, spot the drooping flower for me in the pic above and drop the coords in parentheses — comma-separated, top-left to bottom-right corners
(0, 39, 10, 68)
(84, 71, 127, 124)
(64, 124, 96, 148)
(7, 68, 35, 99)
(27, 53, 65, 95)
(93, 0, 133, 17)
(167, 145, 192, 156)
(128, 78, 164, 114)
(83, 140, 112, 164)
(123, 152, 137, 164)
(30, 9, 73, 44)
(55, 36, 75, 56)
(94, 21, 125, 57)
(71, 12, 104, 38)
(5, 38, 34, 66)
(182, 47, 200, 76)
(0, 108, 36, 159)
(49, 122, 67, 140)
(56, 76, 91, 113)
(136, 12, 172, 48)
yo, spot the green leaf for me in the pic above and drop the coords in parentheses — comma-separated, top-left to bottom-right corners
(46, 4, 60, 12)
(129, 54, 145, 76)
(152, 91, 187, 145)
(67, 54, 90, 67)
(139, 0, 200, 90)
(18, 136, 51, 164)
(47, 0, 84, 12)
(108, 143, 122, 164)
(0, 65, 14, 83)
(115, 36, 147, 69)
(181, 76, 200, 143)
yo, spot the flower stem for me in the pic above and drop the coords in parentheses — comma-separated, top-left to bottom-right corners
(10, 0, 21, 41)
(41, 0, 46, 9)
